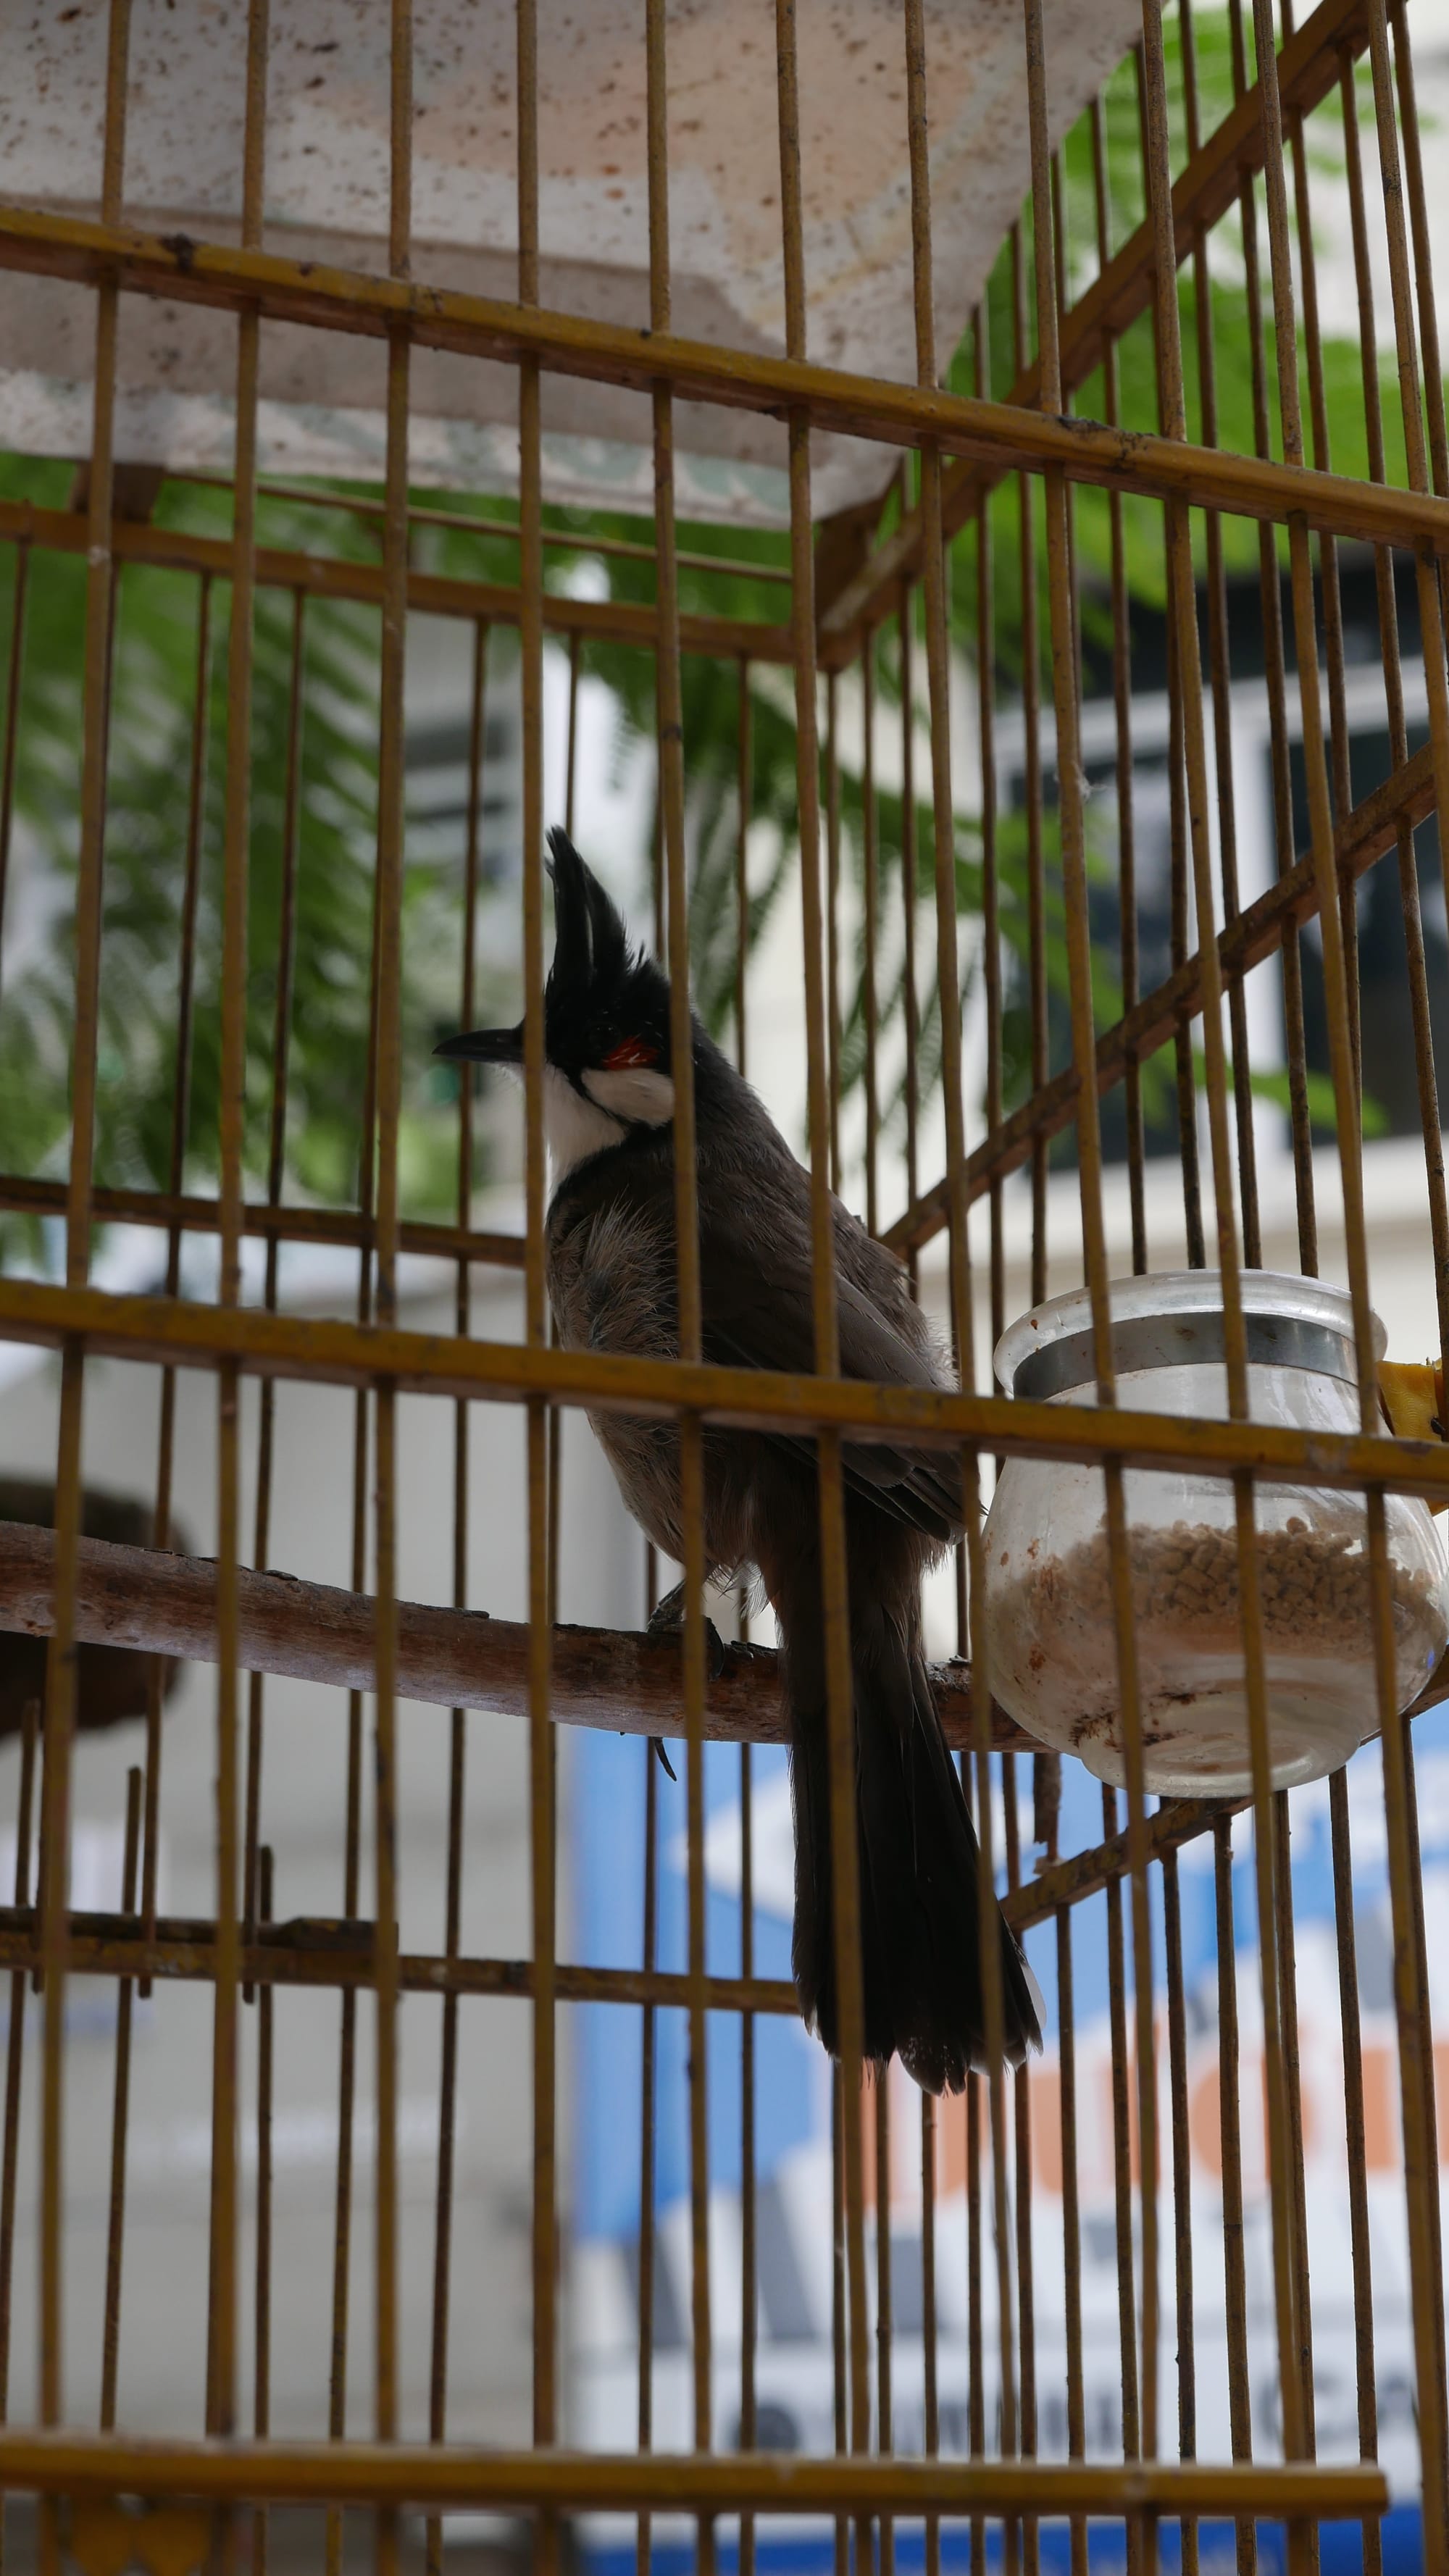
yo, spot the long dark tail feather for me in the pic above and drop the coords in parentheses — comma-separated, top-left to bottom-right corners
(782, 1563, 1041, 2094)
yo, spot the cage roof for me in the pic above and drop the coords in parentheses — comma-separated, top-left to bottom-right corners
(3, 0, 1141, 526)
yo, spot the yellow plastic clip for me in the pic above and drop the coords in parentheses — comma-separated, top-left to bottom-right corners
(1377, 1358, 1449, 1513)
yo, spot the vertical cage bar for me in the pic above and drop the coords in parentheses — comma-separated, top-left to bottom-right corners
(369, 29, 413, 2576)
(1212, 1818, 1255, 2576)
(98, 1765, 141, 2433)
(1056, 1907, 1086, 2576)
(774, 9, 872, 2541)
(1337, 51, 1449, 1394)
(1178, 0, 1262, 1265)
(735, 658, 751, 1078)
(1161, 1852, 1198, 2576)
(734, 623, 757, 2557)
(1226, 0, 1319, 1274)
(1088, 101, 1147, 1278)
(635, 1737, 661, 2576)
(874, 2073, 895, 2576)
(0, 1698, 36, 2504)
(0, 535, 29, 991)
(253, 1846, 275, 2576)
(515, 14, 559, 2556)
(830, 2067, 848, 2576)
(1356, 9, 1449, 2541)
(425, 615, 488, 2576)
(242, 586, 307, 1986)
(143, 570, 213, 1990)
(645, 10, 714, 2538)
(1027, 0, 1162, 2503)
(861, 637, 880, 1236)
(1001, 1764, 1037, 2576)
(898, 575, 920, 1244)
(1272, 1795, 1319, 2501)
(1328, 1770, 1381, 2576)
(974, 309, 1005, 1347)
(1387, 0, 1449, 521)
(738, 1735, 757, 2576)
(1011, 221, 1048, 1313)
(905, 4, 1019, 2522)
(921, 2091, 940, 2576)
(206, 0, 269, 2478)
(40, 9, 131, 2508)
(1102, 1791, 1141, 2574)
(827, 670, 843, 1196)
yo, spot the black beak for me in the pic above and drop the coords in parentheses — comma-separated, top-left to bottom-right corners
(434, 1021, 525, 1066)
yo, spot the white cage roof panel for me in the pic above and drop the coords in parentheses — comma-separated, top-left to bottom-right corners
(1, 0, 1141, 526)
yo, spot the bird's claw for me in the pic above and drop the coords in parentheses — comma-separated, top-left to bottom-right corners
(647, 1581, 728, 1680)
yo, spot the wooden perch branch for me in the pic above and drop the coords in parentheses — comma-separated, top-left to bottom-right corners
(0, 1518, 1032, 1751)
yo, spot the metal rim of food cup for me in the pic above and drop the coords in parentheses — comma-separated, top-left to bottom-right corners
(1007, 1310, 1361, 1405)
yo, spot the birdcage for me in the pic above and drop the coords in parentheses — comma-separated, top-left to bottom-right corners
(0, 1, 1443, 2573)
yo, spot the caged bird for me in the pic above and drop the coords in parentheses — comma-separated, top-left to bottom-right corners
(438, 827, 1042, 2091)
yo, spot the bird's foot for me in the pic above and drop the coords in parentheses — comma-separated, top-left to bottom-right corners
(647, 1581, 728, 1680)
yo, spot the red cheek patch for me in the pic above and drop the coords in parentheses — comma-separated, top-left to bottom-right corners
(601, 1035, 661, 1069)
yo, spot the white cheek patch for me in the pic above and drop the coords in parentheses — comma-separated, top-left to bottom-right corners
(543, 1063, 627, 1179)
(581, 1066, 676, 1127)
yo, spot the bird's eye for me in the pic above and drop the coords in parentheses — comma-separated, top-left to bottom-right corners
(601, 1034, 660, 1069)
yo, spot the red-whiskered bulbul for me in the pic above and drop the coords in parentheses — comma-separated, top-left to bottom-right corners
(437, 828, 1041, 2090)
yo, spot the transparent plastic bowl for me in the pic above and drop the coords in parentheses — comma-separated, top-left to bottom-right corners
(982, 1269, 1449, 1797)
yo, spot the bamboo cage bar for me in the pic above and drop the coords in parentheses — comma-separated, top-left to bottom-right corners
(0, 2431, 1392, 2519)
(6, 216, 1449, 551)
